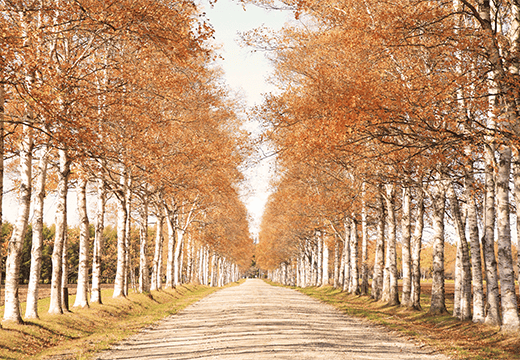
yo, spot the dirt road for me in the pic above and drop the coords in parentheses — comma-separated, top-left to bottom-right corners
(97, 279, 450, 359)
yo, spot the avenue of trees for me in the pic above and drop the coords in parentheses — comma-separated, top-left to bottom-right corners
(0, 0, 253, 325)
(251, 0, 520, 332)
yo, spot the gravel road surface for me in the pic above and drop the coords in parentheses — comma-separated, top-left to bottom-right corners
(97, 279, 450, 360)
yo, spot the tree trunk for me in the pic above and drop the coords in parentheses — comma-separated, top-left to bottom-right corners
(401, 186, 412, 307)
(25, 143, 49, 319)
(61, 222, 70, 312)
(139, 195, 150, 293)
(113, 190, 127, 298)
(465, 166, 485, 323)
(349, 218, 360, 294)
(124, 181, 131, 296)
(2, 124, 33, 324)
(90, 178, 106, 304)
(322, 235, 329, 286)
(384, 184, 399, 306)
(428, 180, 447, 315)
(165, 206, 176, 288)
(496, 146, 520, 331)
(317, 232, 322, 287)
(372, 193, 385, 301)
(333, 240, 339, 289)
(151, 213, 164, 291)
(49, 149, 70, 315)
(447, 181, 472, 320)
(343, 220, 351, 292)
(411, 187, 424, 310)
(513, 151, 520, 303)
(483, 145, 501, 326)
(360, 183, 369, 295)
(73, 177, 90, 308)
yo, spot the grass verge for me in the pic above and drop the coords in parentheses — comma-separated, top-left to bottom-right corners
(0, 283, 232, 360)
(267, 281, 520, 360)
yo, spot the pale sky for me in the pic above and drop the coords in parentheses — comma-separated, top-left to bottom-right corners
(3, 0, 289, 238)
(203, 0, 289, 237)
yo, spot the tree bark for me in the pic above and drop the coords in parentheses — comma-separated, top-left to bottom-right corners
(360, 184, 369, 295)
(124, 180, 131, 296)
(165, 205, 176, 288)
(372, 193, 385, 301)
(349, 218, 360, 294)
(428, 180, 447, 315)
(139, 194, 150, 293)
(90, 178, 106, 304)
(49, 149, 70, 315)
(333, 239, 339, 289)
(25, 143, 49, 319)
(73, 177, 90, 308)
(322, 235, 329, 286)
(342, 220, 351, 292)
(411, 187, 424, 310)
(384, 184, 399, 306)
(113, 188, 127, 298)
(447, 181, 472, 320)
(2, 124, 33, 324)
(465, 166, 485, 323)
(401, 186, 412, 307)
(496, 146, 520, 331)
(317, 232, 322, 287)
(483, 144, 501, 326)
(151, 213, 164, 291)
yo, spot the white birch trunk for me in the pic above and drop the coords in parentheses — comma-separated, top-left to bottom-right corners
(496, 146, 520, 331)
(401, 186, 412, 307)
(90, 178, 106, 304)
(464, 156, 485, 322)
(360, 183, 369, 295)
(317, 233, 322, 287)
(447, 182, 471, 320)
(61, 222, 70, 312)
(210, 253, 217, 287)
(174, 227, 185, 286)
(73, 177, 89, 308)
(165, 206, 176, 288)
(349, 218, 359, 294)
(2, 124, 32, 324)
(483, 144, 501, 325)
(343, 221, 351, 292)
(139, 195, 150, 293)
(49, 149, 69, 315)
(151, 214, 164, 291)
(333, 240, 339, 289)
(25, 144, 49, 319)
(428, 180, 447, 315)
(411, 187, 424, 310)
(384, 184, 399, 305)
(372, 193, 385, 301)
(113, 191, 127, 298)
(322, 238, 329, 286)
(124, 182, 131, 295)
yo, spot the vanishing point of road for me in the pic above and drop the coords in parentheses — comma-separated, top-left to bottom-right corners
(97, 279, 450, 360)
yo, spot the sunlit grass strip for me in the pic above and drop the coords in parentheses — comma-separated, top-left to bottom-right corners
(268, 281, 519, 360)
(0, 283, 232, 360)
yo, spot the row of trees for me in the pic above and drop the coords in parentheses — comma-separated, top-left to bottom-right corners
(1, 0, 253, 325)
(252, 0, 520, 331)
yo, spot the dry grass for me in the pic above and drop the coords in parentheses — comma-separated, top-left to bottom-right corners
(273, 281, 520, 360)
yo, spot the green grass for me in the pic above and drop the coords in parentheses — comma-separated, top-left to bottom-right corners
(0, 283, 235, 359)
(267, 281, 520, 360)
